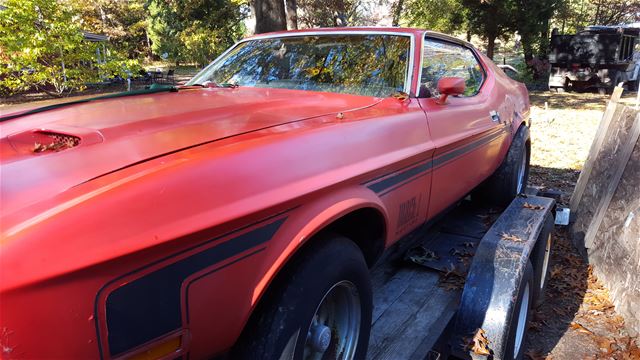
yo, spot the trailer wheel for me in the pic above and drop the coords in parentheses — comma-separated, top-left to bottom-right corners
(234, 235, 372, 360)
(474, 125, 530, 207)
(504, 261, 534, 360)
(531, 216, 554, 308)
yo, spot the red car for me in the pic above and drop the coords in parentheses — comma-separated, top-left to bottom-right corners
(0, 28, 531, 359)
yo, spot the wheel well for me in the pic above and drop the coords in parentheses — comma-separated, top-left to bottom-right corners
(316, 207, 387, 267)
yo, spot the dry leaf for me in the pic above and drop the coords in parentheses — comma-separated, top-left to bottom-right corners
(468, 328, 491, 356)
(501, 232, 524, 242)
(392, 91, 410, 101)
(523, 202, 545, 210)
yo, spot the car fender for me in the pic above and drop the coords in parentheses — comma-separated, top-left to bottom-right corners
(250, 184, 389, 306)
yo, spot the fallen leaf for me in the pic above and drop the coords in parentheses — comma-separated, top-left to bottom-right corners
(523, 202, 545, 210)
(501, 232, 524, 242)
(468, 328, 491, 356)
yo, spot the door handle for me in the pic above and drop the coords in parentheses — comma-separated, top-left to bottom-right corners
(490, 110, 501, 123)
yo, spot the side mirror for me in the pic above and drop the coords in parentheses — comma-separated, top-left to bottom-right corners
(436, 77, 466, 104)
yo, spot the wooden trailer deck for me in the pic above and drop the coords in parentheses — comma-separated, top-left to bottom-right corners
(367, 201, 497, 360)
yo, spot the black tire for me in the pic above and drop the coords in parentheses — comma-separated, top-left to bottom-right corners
(474, 125, 530, 207)
(503, 261, 534, 360)
(531, 215, 554, 308)
(234, 234, 373, 360)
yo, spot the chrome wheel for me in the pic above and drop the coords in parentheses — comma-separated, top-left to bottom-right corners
(516, 149, 527, 194)
(540, 234, 552, 291)
(303, 280, 361, 360)
(513, 283, 530, 358)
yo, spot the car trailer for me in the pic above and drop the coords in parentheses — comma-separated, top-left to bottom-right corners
(366, 193, 556, 360)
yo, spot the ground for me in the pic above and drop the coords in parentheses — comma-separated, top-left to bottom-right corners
(524, 91, 640, 360)
(1, 85, 639, 359)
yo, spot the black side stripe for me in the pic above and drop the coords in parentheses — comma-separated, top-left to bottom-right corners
(366, 127, 506, 194)
(103, 218, 285, 357)
(367, 160, 433, 193)
(432, 128, 505, 168)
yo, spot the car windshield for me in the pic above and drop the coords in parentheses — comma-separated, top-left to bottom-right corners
(188, 34, 411, 97)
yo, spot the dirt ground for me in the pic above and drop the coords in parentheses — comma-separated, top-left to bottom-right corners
(523, 90, 640, 360)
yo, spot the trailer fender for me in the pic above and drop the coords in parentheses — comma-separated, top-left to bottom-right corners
(451, 195, 555, 359)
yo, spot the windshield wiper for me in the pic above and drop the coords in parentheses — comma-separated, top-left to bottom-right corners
(185, 81, 238, 89)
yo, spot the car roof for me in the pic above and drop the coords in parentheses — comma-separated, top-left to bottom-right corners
(246, 27, 474, 48)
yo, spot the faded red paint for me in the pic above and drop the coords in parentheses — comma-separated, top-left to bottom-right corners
(0, 28, 529, 359)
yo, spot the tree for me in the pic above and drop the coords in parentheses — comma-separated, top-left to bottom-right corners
(253, 0, 287, 33)
(147, 0, 246, 66)
(0, 0, 98, 96)
(404, 0, 467, 33)
(70, 0, 150, 59)
(461, 0, 516, 59)
(297, 0, 380, 27)
(286, 0, 298, 29)
(514, 0, 564, 62)
(591, 0, 640, 25)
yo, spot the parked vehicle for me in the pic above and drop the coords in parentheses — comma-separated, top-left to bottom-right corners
(548, 25, 640, 93)
(0, 28, 532, 359)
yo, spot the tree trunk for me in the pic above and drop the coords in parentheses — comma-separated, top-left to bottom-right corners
(285, 0, 298, 30)
(254, 0, 287, 34)
(486, 35, 496, 60)
(392, 0, 404, 27)
(466, 29, 471, 42)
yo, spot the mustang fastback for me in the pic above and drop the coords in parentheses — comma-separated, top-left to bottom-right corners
(0, 27, 531, 360)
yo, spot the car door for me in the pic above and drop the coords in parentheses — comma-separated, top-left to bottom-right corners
(418, 37, 512, 218)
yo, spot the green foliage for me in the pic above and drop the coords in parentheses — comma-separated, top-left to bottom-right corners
(404, 0, 467, 34)
(70, 0, 149, 59)
(0, 0, 98, 96)
(147, 0, 246, 67)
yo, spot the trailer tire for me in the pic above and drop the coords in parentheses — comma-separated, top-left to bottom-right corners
(531, 216, 554, 308)
(234, 235, 372, 360)
(473, 125, 530, 207)
(504, 261, 534, 360)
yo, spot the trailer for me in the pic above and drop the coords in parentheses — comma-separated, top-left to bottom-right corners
(548, 26, 639, 93)
(366, 193, 556, 360)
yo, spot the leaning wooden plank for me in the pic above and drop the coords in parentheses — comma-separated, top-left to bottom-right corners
(584, 114, 640, 247)
(570, 87, 624, 215)
(571, 105, 637, 250)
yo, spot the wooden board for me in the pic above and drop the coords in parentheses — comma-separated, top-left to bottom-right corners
(587, 116, 640, 335)
(570, 86, 624, 215)
(367, 260, 460, 360)
(571, 105, 638, 251)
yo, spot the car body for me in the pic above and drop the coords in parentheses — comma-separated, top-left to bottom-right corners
(0, 27, 530, 359)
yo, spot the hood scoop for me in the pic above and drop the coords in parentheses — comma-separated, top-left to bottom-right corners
(31, 131, 81, 153)
(5, 126, 104, 159)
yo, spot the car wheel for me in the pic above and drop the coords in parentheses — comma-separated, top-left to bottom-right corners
(234, 235, 372, 360)
(474, 125, 530, 207)
(531, 216, 554, 308)
(503, 261, 534, 360)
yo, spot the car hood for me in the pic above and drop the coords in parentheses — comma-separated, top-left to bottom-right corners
(0, 87, 380, 214)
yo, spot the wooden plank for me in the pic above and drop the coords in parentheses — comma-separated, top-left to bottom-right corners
(570, 95, 624, 215)
(368, 269, 458, 360)
(571, 105, 638, 251)
(370, 265, 420, 323)
(584, 114, 640, 247)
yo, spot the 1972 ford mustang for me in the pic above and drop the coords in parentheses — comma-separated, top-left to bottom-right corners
(0, 28, 531, 359)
